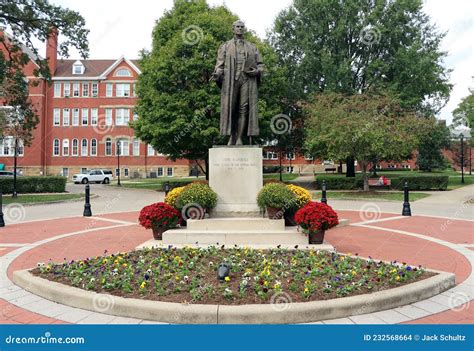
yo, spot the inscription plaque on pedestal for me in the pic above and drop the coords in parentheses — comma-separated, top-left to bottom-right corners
(209, 146, 263, 217)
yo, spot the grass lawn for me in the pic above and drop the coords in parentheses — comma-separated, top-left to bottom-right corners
(263, 173, 299, 182)
(446, 175, 474, 190)
(2, 193, 84, 205)
(120, 177, 199, 190)
(121, 174, 300, 190)
(313, 191, 430, 202)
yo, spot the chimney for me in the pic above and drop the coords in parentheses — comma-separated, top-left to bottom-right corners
(46, 27, 58, 76)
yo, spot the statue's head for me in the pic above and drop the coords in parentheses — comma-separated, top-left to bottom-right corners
(232, 20, 246, 36)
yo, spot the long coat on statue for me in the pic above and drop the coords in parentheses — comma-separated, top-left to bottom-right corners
(213, 39, 264, 136)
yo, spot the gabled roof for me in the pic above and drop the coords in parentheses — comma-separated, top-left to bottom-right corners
(54, 57, 141, 79)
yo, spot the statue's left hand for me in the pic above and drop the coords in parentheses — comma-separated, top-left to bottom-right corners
(245, 68, 260, 77)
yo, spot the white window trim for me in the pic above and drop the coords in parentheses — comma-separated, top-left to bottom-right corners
(53, 109, 60, 126)
(72, 139, 79, 156)
(54, 83, 61, 98)
(81, 139, 88, 157)
(90, 138, 97, 156)
(82, 108, 89, 126)
(53, 139, 60, 156)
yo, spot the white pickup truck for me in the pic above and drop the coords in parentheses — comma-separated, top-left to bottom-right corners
(73, 169, 113, 184)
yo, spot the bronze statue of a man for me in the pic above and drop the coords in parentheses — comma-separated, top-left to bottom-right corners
(212, 20, 264, 145)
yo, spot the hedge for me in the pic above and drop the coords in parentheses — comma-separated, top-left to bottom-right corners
(315, 175, 364, 190)
(389, 176, 449, 191)
(0, 176, 67, 194)
(315, 174, 449, 190)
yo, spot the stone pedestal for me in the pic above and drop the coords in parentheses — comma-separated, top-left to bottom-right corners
(209, 146, 262, 217)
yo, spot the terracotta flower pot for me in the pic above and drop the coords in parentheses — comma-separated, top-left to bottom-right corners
(308, 229, 325, 244)
(266, 207, 284, 220)
(151, 224, 167, 240)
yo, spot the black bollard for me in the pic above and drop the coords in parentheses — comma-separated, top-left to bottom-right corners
(402, 181, 411, 216)
(164, 181, 171, 196)
(321, 180, 328, 204)
(0, 192, 5, 227)
(83, 184, 92, 217)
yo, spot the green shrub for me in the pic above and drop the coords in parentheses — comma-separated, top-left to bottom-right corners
(390, 175, 449, 190)
(257, 183, 296, 209)
(0, 176, 67, 194)
(175, 183, 218, 210)
(315, 175, 363, 190)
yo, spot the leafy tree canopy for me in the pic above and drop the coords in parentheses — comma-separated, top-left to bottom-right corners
(452, 88, 474, 141)
(0, 0, 89, 141)
(269, 0, 452, 115)
(303, 90, 425, 190)
(133, 0, 289, 176)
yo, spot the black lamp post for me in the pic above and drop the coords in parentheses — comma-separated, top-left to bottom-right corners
(116, 140, 121, 187)
(164, 181, 171, 196)
(460, 134, 465, 184)
(12, 138, 18, 198)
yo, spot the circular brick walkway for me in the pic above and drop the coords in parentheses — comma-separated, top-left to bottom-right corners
(0, 210, 472, 324)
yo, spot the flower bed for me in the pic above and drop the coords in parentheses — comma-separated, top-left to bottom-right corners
(33, 247, 433, 305)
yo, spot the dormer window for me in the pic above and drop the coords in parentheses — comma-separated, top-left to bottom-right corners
(115, 68, 132, 77)
(72, 60, 85, 75)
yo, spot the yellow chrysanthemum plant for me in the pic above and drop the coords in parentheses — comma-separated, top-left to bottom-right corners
(287, 184, 312, 209)
(164, 186, 186, 208)
(285, 184, 312, 225)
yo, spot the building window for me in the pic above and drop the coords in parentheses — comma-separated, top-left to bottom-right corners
(53, 139, 60, 156)
(147, 144, 155, 156)
(53, 109, 60, 126)
(91, 108, 98, 125)
(81, 168, 88, 174)
(133, 138, 140, 156)
(116, 83, 130, 97)
(73, 83, 80, 97)
(304, 154, 314, 161)
(157, 167, 163, 177)
(91, 83, 98, 97)
(106, 83, 113, 97)
(105, 138, 112, 156)
(82, 83, 89, 97)
(62, 139, 69, 156)
(124, 168, 129, 177)
(286, 166, 294, 173)
(90, 138, 97, 156)
(63, 83, 70, 97)
(0, 137, 23, 156)
(54, 83, 61, 97)
(63, 108, 70, 126)
(133, 83, 137, 97)
(105, 109, 113, 126)
(72, 61, 84, 75)
(62, 168, 69, 177)
(81, 139, 88, 156)
(72, 139, 78, 156)
(115, 68, 132, 77)
(133, 111, 139, 121)
(264, 152, 278, 160)
(116, 138, 129, 156)
(116, 108, 129, 126)
(286, 152, 295, 160)
(81, 108, 88, 125)
(167, 167, 173, 177)
(115, 168, 120, 177)
(72, 108, 79, 126)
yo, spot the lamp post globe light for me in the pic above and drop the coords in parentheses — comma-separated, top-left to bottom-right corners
(451, 126, 471, 184)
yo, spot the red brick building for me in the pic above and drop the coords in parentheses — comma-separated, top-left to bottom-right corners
(1, 32, 190, 179)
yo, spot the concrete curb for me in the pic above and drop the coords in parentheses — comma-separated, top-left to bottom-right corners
(13, 269, 455, 324)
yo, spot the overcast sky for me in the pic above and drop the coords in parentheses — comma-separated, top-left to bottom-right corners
(49, 0, 474, 124)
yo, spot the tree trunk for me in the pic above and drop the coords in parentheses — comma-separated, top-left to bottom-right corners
(346, 156, 355, 177)
(361, 161, 369, 191)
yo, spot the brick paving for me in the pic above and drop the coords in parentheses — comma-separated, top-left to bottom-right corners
(0, 210, 472, 324)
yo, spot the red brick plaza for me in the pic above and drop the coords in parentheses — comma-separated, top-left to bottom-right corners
(0, 209, 472, 324)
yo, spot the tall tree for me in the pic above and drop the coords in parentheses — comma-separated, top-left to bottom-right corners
(269, 0, 452, 174)
(452, 88, 474, 142)
(304, 91, 423, 190)
(0, 0, 89, 138)
(416, 120, 451, 172)
(133, 0, 288, 178)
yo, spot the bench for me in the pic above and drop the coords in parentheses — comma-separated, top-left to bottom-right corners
(368, 178, 391, 189)
(325, 167, 337, 173)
